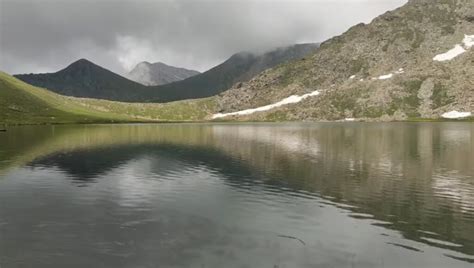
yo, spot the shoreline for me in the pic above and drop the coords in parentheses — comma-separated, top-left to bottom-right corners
(1, 117, 473, 127)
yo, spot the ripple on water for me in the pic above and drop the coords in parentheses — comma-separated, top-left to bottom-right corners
(420, 237, 464, 248)
(444, 254, 474, 264)
(387, 242, 424, 253)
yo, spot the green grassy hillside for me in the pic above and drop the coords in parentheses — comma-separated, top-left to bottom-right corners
(0, 72, 216, 125)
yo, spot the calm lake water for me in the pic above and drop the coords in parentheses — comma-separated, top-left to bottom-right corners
(0, 123, 473, 268)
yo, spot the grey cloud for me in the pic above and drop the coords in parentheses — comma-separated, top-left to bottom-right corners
(0, 0, 407, 75)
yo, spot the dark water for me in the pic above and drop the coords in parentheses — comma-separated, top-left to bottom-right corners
(0, 123, 473, 268)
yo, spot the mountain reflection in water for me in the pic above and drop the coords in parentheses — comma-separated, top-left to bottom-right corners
(0, 123, 473, 267)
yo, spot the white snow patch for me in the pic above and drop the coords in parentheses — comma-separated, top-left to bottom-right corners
(395, 68, 405, 74)
(370, 68, 404, 80)
(359, 79, 364, 82)
(378, 73, 393, 80)
(433, 45, 466, 61)
(441, 111, 472, 119)
(212, 90, 320, 119)
(463, 34, 474, 48)
(433, 35, 474, 62)
(349, 75, 356, 79)
(345, 118, 356, 121)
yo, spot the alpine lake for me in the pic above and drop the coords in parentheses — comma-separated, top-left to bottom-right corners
(0, 122, 473, 267)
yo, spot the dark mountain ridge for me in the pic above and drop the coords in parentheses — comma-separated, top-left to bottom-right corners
(14, 43, 319, 102)
(15, 59, 151, 101)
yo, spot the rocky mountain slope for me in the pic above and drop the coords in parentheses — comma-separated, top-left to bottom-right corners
(215, 0, 474, 121)
(127, 62, 200, 86)
(14, 43, 318, 103)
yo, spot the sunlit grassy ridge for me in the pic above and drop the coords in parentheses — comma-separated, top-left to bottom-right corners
(0, 72, 216, 125)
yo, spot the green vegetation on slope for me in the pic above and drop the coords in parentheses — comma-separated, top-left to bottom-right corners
(0, 72, 216, 125)
(0, 71, 121, 125)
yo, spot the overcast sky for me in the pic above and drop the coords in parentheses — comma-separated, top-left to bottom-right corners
(0, 0, 407, 75)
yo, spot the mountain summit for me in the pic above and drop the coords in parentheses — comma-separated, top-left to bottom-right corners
(127, 62, 200, 86)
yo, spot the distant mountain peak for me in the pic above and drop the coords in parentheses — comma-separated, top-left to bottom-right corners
(136, 61, 153, 67)
(75, 58, 92, 63)
(69, 58, 96, 66)
(63, 58, 102, 72)
(127, 61, 200, 86)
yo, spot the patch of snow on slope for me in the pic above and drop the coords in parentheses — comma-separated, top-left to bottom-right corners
(433, 45, 466, 61)
(463, 34, 474, 48)
(349, 75, 356, 79)
(372, 68, 404, 80)
(212, 90, 320, 119)
(395, 68, 404, 74)
(378, 73, 393, 80)
(441, 111, 472, 119)
(433, 35, 474, 62)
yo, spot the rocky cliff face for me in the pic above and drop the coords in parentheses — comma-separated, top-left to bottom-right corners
(127, 62, 200, 86)
(216, 0, 474, 121)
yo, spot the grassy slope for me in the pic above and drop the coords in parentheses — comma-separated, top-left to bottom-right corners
(0, 72, 216, 125)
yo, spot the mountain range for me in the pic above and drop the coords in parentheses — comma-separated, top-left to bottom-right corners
(127, 62, 200, 86)
(3, 0, 473, 124)
(14, 43, 318, 103)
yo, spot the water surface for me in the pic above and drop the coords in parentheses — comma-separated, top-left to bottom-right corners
(0, 123, 473, 267)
